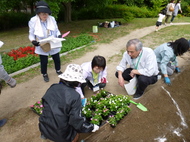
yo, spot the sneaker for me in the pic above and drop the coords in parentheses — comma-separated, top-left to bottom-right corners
(56, 70, 62, 75)
(0, 119, 7, 127)
(155, 29, 158, 32)
(43, 74, 49, 82)
(170, 22, 173, 25)
(7, 77, 16, 88)
(133, 93, 142, 100)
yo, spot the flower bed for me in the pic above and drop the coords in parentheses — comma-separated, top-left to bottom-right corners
(82, 90, 131, 127)
(2, 34, 94, 74)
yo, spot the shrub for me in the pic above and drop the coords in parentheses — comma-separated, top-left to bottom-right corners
(123, 11, 135, 22)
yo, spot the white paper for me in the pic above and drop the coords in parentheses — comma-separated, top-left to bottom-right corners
(124, 76, 137, 95)
(0, 41, 4, 48)
(39, 36, 66, 49)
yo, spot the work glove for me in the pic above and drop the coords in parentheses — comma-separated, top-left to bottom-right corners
(101, 77, 107, 83)
(57, 35, 62, 38)
(175, 67, 181, 73)
(81, 98, 87, 107)
(92, 124, 99, 132)
(164, 77, 171, 85)
(32, 40, 40, 46)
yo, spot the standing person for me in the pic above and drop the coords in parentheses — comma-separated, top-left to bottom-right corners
(155, 9, 166, 32)
(39, 64, 99, 142)
(28, 0, 62, 82)
(75, 55, 107, 97)
(115, 39, 159, 99)
(170, 0, 183, 24)
(154, 38, 189, 85)
(165, 0, 175, 25)
(0, 41, 16, 127)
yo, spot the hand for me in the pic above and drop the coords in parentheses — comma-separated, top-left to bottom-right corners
(175, 67, 180, 73)
(118, 77, 125, 87)
(92, 124, 99, 132)
(101, 77, 107, 83)
(164, 77, 171, 85)
(57, 35, 62, 38)
(32, 40, 40, 46)
(81, 98, 87, 107)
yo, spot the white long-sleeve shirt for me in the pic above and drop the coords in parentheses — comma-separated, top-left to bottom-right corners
(28, 15, 61, 56)
(173, 3, 182, 16)
(76, 61, 107, 98)
(116, 47, 159, 77)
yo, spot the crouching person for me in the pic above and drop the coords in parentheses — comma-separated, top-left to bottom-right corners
(39, 64, 99, 142)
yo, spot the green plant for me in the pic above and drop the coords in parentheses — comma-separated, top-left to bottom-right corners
(107, 115, 117, 127)
(30, 100, 44, 115)
(102, 106, 110, 117)
(82, 107, 93, 118)
(90, 115, 103, 125)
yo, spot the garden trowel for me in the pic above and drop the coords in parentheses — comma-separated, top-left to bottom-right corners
(129, 100, 148, 111)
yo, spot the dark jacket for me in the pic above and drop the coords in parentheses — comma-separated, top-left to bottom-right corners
(39, 83, 94, 142)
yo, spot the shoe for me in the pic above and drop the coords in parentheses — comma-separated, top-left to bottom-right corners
(133, 93, 142, 100)
(41, 134, 47, 140)
(0, 119, 7, 127)
(56, 70, 62, 75)
(155, 29, 158, 32)
(164, 23, 166, 26)
(170, 22, 173, 25)
(43, 74, 49, 82)
(7, 77, 16, 88)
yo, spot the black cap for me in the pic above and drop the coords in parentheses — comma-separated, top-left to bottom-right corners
(35, 1, 51, 15)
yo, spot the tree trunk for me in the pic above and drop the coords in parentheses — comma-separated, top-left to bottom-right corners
(62, 2, 72, 23)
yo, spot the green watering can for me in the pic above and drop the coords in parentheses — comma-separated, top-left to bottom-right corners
(129, 100, 148, 112)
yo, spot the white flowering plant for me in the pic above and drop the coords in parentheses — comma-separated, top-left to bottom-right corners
(82, 89, 131, 127)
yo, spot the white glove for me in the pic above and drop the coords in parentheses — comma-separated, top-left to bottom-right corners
(92, 124, 99, 132)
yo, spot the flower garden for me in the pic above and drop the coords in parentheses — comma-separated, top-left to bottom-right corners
(30, 89, 131, 128)
(2, 34, 94, 74)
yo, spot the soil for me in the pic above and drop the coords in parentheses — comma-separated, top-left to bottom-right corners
(0, 23, 190, 142)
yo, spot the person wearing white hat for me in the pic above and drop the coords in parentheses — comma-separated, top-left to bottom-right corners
(39, 64, 99, 142)
(0, 41, 16, 127)
(28, 0, 62, 82)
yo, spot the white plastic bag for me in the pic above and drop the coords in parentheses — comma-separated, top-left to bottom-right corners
(124, 76, 137, 95)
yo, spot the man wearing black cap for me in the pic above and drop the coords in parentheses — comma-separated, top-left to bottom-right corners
(28, 1, 63, 82)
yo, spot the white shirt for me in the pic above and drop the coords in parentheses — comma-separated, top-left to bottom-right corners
(116, 47, 159, 77)
(157, 14, 165, 22)
(75, 61, 107, 98)
(28, 15, 61, 56)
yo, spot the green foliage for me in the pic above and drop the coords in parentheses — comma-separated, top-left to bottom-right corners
(1, 54, 15, 74)
(123, 11, 135, 22)
(2, 34, 93, 74)
(0, 12, 32, 31)
(2, 54, 40, 74)
(60, 34, 94, 53)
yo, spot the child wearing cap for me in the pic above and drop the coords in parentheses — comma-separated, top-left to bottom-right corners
(39, 64, 99, 142)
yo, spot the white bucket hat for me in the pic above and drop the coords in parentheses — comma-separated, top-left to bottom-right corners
(58, 64, 86, 83)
